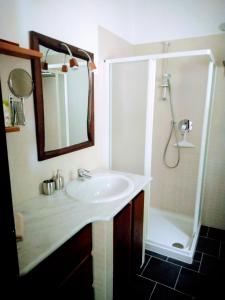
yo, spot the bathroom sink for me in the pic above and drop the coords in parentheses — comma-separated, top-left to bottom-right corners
(66, 173, 134, 203)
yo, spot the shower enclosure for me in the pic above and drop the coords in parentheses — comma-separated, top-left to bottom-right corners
(106, 49, 215, 263)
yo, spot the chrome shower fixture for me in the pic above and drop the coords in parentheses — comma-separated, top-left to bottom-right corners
(176, 119, 195, 148)
(178, 119, 192, 134)
(161, 73, 171, 100)
(219, 23, 225, 71)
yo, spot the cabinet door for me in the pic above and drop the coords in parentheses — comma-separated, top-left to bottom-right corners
(19, 224, 92, 291)
(132, 191, 144, 275)
(113, 203, 132, 299)
(113, 191, 144, 299)
(59, 255, 94, 299)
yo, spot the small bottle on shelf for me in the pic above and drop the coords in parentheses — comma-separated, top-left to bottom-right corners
(53, 169, 64, 190)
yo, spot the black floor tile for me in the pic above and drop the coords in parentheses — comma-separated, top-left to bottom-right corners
(137, 254, 151, 275)
(167, 257, 200, 271)
(151, 283, 191, 300)
(176, 268, 211, 298)
(196, 237, 220, 257)
(194, 251, 202, 262)
(220, 242, 225, 260)
(208, 227, 225, 242)
(132, 276, 155, 300)
(145, 250, 167, 260)
(200, 225, 209, 237)
(198, 254, 225, 298)
(142, 257, 180, 288)
(142, 228, 225, 298)
(199, 254, 225, 278)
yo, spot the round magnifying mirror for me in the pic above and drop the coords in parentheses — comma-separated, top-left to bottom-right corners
(8, 68, 33, 98)
(178, 119, 192, 134)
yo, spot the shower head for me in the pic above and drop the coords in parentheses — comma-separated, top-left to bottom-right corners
(161, 73, 171, 100)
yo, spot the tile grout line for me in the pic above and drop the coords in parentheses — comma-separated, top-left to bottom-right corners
(199, 235, 221, 242)
(138, 274, 156, 284)
(198, 252, 203, 273)
(148, 282, 157, 300)
(174, 266, 182, 290)
(139, 274, 192, 299)
(149, 254, 200, 274)
(140, 256, 152, 276)
(198, 250, 219, 259)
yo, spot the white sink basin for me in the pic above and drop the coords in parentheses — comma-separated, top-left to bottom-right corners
(66, 173, 134, 203)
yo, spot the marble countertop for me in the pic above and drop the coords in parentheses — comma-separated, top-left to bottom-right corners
(15, 169, 150, 275)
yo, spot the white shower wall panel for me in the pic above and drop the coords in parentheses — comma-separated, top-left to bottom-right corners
(111, 61, 148, 175)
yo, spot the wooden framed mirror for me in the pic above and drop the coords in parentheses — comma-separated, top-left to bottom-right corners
(30, 31, 94, 161)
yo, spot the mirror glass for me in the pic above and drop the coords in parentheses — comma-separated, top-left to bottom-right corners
(8, 68, 33, 98)
(30, 31, 94, 160)
(40, 45, 89, 151)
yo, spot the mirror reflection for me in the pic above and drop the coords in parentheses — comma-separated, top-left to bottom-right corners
(8, 68, 34, 98)
(40, 45, 89, 151)
(30, 31, 95, 160)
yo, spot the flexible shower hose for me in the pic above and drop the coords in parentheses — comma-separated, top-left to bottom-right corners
(163, 80, 180, 168)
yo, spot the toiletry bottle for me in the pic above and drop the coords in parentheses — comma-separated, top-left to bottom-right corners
(54, 169, 64, 190)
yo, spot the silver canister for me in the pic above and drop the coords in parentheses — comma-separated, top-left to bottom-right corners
(42, 179, 55, 195)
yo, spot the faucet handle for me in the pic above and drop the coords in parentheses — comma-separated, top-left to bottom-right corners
(77, 168, 91, 178)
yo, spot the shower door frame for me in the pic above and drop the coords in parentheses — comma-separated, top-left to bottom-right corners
(105, 49, 216, 242)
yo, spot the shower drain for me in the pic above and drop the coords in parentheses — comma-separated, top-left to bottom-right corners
(172, 242, 184, 249)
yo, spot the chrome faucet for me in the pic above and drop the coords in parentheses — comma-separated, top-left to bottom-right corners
(77, 168, 92, 180)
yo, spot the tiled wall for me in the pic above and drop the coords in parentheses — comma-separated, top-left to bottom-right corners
(150, 56, 207, 217)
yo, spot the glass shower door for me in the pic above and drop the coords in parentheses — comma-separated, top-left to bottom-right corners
(110, 60, 149, 175)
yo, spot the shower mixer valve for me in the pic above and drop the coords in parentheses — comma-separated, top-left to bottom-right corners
(175, 119, 195, 148)
(179, 119, 192, 134)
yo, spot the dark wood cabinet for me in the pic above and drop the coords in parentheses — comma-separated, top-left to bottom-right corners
(113, 191, 144, 299)
(113, 202, 132, 298)
(18, 224, 93, 298)
(132, 190, 144, 275)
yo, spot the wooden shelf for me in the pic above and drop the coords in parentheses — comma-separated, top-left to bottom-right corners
(5, 127, 20, 133)
(0, 40, 42, 59)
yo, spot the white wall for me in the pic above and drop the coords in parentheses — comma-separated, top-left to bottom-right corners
(130, 0, 225, 44)
(1, 1, 224, 48)
(0, 0, 132, 52)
